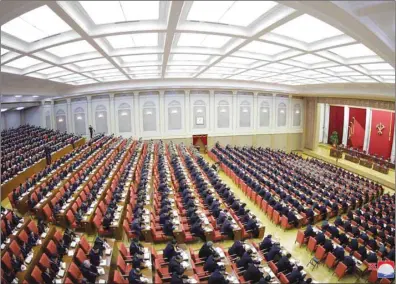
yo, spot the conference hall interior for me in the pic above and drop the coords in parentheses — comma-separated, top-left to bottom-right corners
(0, 1, 395, 284)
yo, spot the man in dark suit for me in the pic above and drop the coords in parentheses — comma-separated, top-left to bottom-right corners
(323, 239, 333, 253)
(163, 239, 178, 261)
(276, 253, 292, 274)
(315, 232, 326, 246)
(244, 263, 263, 283)
(208, 266, 228, 284)
(199, 241, 216, 260)
(80, 259, 99, 283)
(130, 238, 144, 256)
(265, 244, 281, 262)
(259, 235, 273, 252)
(304, 225, 315, 238)
(89, 247, 101, 267)
(89, 125, 94, 139)
(228, 240, 245, 258)
(169, 255, 185, 275)
(287, 266, 304, 283)
(128, 268, 144, 284)
(343, 255, 356, 274)
(204, 254, 221, 273)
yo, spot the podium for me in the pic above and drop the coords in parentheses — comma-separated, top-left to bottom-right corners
(192, 134, 208, 153)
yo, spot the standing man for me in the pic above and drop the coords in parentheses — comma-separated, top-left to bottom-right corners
(89, 125, 94, 139)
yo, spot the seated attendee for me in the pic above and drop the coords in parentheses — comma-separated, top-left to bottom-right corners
(170, 272, 189, 284)
(304, 225, 315, 238)
(265, 244, 281, 262)
(287, 266, 304, 283)
(228, 240, 245, 258)
(244, 263, 263, 283)
(343, 255, 356, 274)
(208, 266, 228, 284)
(204, 255, 221, 273)
(80, 260, 99, 283)
(323, 239, 333, 253)
(238, 249, 259, 270)
(88, 247, 101, 267)
(163, 239, 178, 261)
(132, 253, 145, 269)
(169, 255, 185, 275)
(199, 241, 216, 260)
(315, 232, 326, 246)
(259, 235, 273, 252)
(349, 238, 359, 252)
(129, 268, 144, 284)
(130, 238, 144, 256)
(163, 220, 175, 236)
(366, 252, 377, 263)
(276, 253, 292, 273)
(357, 245, 367, 260)
(258, 275, 272, 284)
(41, 267, 53, 284)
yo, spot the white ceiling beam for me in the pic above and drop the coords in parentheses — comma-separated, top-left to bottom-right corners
(161, 1, 184, 78)
(49, 2, 131, 80)
(194, 6, 302, 78)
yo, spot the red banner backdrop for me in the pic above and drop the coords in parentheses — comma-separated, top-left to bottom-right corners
(192, 134, 208, 146)
(368, 110, 395, 159)
(347, 107, 366, 150)
(328, 106, 344, 145)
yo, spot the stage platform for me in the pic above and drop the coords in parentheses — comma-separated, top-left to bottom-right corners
(300, 144, 395, 190)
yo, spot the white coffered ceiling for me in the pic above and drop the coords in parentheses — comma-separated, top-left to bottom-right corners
(0, 1, 394, 94)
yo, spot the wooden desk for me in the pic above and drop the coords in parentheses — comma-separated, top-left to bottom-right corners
(330, 148, 343, 158)
(373, 164, 389, 174)
(345, 154, 359, 163)
(1, 138, 85, 201)
(359, 159, 373, 168)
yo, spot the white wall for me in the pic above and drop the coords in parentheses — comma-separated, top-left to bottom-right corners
(48, 91, 304, 140)
(23, 106, 42, 127)
(1, 110, 21, 129)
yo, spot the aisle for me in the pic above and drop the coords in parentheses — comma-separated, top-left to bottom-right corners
(202, 154, 358, 284)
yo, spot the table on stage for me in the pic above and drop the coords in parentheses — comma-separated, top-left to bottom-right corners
(359, 159, 373, 169)
(345, 154, 359, 163)
(373, 163, 389, 174)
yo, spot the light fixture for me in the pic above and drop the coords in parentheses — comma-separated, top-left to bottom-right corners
(220, 108, 226, 113)
(196, 108, 203, 113)
(32, 95, 39, 98)
(58, 118, 64, 122)
(262, 109, 268, 113)
(1, 109, 7, 112)
(98, 113, 104, 118)
(16, 107, 24, 110)
(145, 110, 152, 115)
(295, 110, 300, 114)
(280, 109, 285, 114)
(242, 108, 248, 113)
(15, 95, 22, 98)
(121, 111, 128, 116)
(171, 109, 178, 114)
(76, 115, 82, 120)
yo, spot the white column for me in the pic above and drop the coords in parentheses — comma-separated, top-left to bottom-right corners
(342, 106, 349, 146)
(318, 103, 325, 143)
(288, 94, 293, 128)
(391, 132, 395, 163)
(323, 103, 330, 143)
(50, 101, 55, 130)
(41, 101, 46, 128)
(363, 108, 372, 151)
(109, 94, 115, 135)
(87, 95, 92, 130)
(232, 91, 237, 134)
(272, 94, 277, 131)
(133, 93, 140, 138)
(159, 91, 165, 137)
(66, 98, 73, 133)
(253, 92, 258, 131)
(185, 90, 190, 135)
(209, 90, 215, 133)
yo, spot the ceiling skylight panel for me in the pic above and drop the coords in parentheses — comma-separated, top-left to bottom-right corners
(80, 1, 124, 25)
(167, 66, 199, 71)
(38, 66, 66, 75)
(5, 57, 43, 69)
(46, 41, 96, 57)
(1, 48, 9, 56)
(100, 75, 127, 82)
(1, 6, 71, 43)
(360, 63, 394, 71)
(120, 1, 160, 21)
(121, 54, 159, 63)
(198, 73, 225, 79)
(259, 63, 291, 70)
(106, 33, 158, 49)
(222, 57, 256, 65)
(71, 79, 97, 85)
(326, 66, 353, 72)
(133, 74, 160, 79)
(187, 1, 234, 23)
(74, 58, 110, 68)
(271, 14, 343, 43)
(59, 74, 86, 82)
(126, 66, 160, 72)
(220, 1, 277, 27)
(166, 73, 194, 78)
(240, 41, 288, 55)
(177, 33, 231, 48)
(329, 44, 376, 58)
(90, 68, 121, 76)
(172, 54, 210, 61)
(228, 75, 259, 80)
(292, 54, 328, 64)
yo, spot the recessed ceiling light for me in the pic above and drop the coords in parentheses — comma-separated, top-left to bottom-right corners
(1, 109, 7, 112)
(15, 95, 22, 98)
(16, 107, 25, 110)
(32, 95, 39, 98)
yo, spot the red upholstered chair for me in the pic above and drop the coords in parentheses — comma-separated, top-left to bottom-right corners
(278, 273, 290, 284)
(368, 269, 377, 283)
(1, 252, 12, 271)
(113, 270, 128, 284)
(268, 261, 278, 275)
(123, 220, 137, 239)
(295, 230, 307, 247)
(75, 248, 87, 266)
(280, 216, 293, 230)
(27, 221, 39, 235)
(45, 240, 58, 258)
(272, 210, 281, 226)
(31, 266, 43, 283)
(119, 243, 132, 261)
(379, 278, 391, 284)
(66, 210, 77, 228)
(334, 262, 347, 279)
(324, 253, 337, 270)
(314, 245, 327, 261)
(68, 262, 83, 282)
(53, 230, 63, 244)
(17, 230, 29, 244)
(79, 236, 91, 254)
(43, 204, 55, 222)
(9, 241, 23, 259)
(117, 255, 132, 275)
(307, 237, 317, 253)
(267, 205, 274, 219)
(38, 253, 52, 271)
